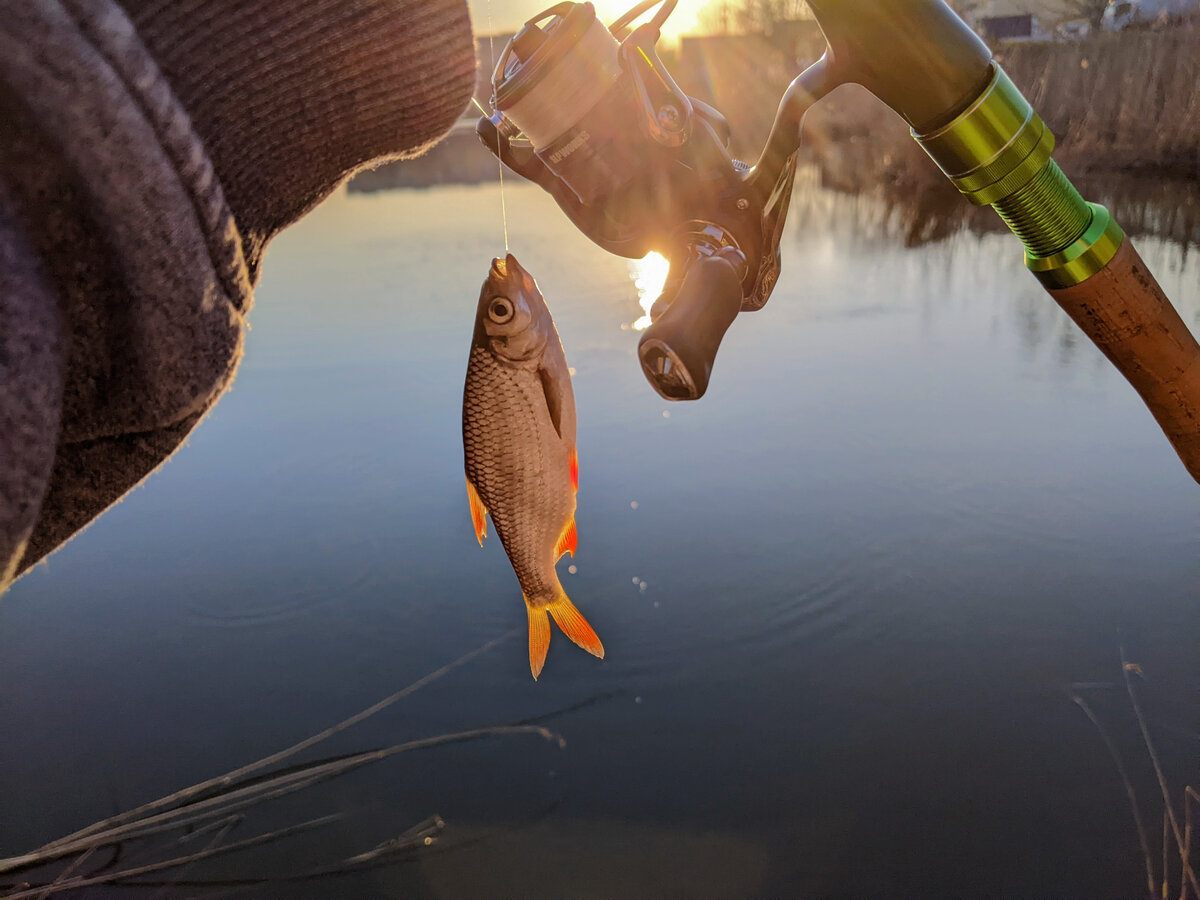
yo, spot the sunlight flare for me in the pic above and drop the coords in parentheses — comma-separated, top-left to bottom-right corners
(629, 251, 670, 331)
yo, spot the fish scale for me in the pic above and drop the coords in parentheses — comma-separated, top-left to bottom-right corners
(462, 254, 604, 679)
(464, 346, 568, 602)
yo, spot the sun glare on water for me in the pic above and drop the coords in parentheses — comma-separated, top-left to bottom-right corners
(629, 251, 670, 331)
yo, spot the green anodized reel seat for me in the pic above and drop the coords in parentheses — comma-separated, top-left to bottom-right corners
(913, 65, 1125, 289)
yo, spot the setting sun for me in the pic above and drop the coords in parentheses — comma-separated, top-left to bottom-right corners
(470, 0, 710, 42)
(591, 0, 709, 39)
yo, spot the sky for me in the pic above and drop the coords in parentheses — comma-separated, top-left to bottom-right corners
(466, 0, 714, 42)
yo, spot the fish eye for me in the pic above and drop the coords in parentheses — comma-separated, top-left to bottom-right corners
(488, 296, 514, 324)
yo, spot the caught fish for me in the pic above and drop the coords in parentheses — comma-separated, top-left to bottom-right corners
(462, 254, 605, 679)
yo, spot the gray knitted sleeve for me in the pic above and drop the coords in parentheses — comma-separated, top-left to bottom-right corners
(0, 0, 475, 589)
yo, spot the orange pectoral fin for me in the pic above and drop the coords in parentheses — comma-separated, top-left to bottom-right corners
(466, 477, 488, 546)
(555, 517, 577, 559)
(569, 448, 578, 493)
(548, 593, 604, 659)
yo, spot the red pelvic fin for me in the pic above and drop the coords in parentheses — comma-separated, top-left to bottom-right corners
(465, 477, 488, 546)
(555, 517, 578, 559)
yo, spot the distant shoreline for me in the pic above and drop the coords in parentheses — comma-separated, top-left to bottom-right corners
(351, 28, 1199, 195)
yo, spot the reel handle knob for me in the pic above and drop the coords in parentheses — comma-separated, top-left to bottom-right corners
(637, 248, 745, 401)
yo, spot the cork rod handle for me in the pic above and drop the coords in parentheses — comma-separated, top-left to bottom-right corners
(1048, 239, 1200, 483)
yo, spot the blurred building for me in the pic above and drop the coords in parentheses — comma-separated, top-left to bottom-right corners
(964, 0, 1090, 41)
(1101, 0, 1200, 30)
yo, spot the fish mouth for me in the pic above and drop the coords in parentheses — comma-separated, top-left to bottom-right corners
(490, 253, 524, 282)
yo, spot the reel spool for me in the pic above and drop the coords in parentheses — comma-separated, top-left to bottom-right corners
(490, 3, 641, 204)
(478, 0, 799, 400)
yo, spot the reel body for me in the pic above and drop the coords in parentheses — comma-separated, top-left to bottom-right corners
(477, 0, 796, 399)
(477, 0, 1200, 483)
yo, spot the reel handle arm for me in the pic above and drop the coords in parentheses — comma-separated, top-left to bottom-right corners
(637, 248, 746, 401)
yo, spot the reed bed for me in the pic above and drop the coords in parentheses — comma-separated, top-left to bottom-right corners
(0, 630, 566, 898)
(1070, 645, 1199, 900)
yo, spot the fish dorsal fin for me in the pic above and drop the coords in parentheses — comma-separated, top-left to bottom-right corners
(569, 448, 578, 493)
(555, 516, 577, 559)
(465, 476, 488, 546)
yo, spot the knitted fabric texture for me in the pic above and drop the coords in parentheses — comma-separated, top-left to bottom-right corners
(0, 0, 475, 589)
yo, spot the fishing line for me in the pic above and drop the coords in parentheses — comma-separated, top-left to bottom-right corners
(485, 6, 510, 253)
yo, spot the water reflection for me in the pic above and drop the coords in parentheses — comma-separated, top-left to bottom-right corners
(628, 251, 669, 331)
(784, 164, 1200, 376)
(3, 176, 1199, 900)
(803, 151, 1200, 255)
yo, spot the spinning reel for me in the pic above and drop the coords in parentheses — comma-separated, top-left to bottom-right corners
(477, 0, 792, 401)
(478, 0, 1200, 482)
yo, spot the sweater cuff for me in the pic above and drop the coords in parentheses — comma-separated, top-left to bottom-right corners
(117, 0, 476, 279)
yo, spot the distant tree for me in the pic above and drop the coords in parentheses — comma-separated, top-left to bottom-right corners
(696, 0, 811, 35)
(697, 0, 737, 34)
(736, 0, 812, 34)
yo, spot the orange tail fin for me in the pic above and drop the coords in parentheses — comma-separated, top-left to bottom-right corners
(526, 600, 551, 680)
(548, 593, 604, 659)
(524, 593, 605, 680)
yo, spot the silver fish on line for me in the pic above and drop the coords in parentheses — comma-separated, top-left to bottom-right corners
(462, 254, 604, 679)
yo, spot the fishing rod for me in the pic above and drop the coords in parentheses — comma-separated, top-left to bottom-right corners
(476, 0, 1200, 483)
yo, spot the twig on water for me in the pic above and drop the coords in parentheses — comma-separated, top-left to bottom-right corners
(149, 814, 241, 900)
(1070, 690, 1158, 898)
(0, 630, 551, 898)
(1120, 645, 1200, 899)
(1181, 786, 1197, 900)
(344, 815, 446, 864)
(1167, 808, 1173, 900)
(3, 816, 343, 900)
(32, 846, 95, 900)
(21, 628, 519, 865)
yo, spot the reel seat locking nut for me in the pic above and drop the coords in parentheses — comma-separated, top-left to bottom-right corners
(913, 65, 1124, 289)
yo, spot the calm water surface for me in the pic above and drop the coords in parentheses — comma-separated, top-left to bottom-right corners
(2, 176, 1198, 898)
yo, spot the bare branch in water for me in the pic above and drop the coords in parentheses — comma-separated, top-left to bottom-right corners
(0, 630, 561, 900)
(32, 846, 96, 900)
(148, 814, 241, 900)
(344, 816, 446, 864)
(1167, 808, 1174, 900)
(14, 722, 559, 876)
(1120, 646, 1200, 899)
(1181, 787, 1197, 900)
(3, 816, 343, 899)
(21, 628, 519, 865)
(1070, 690, 1158, 898)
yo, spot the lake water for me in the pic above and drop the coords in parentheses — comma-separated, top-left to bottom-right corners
(2, 174, 1198, 898)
